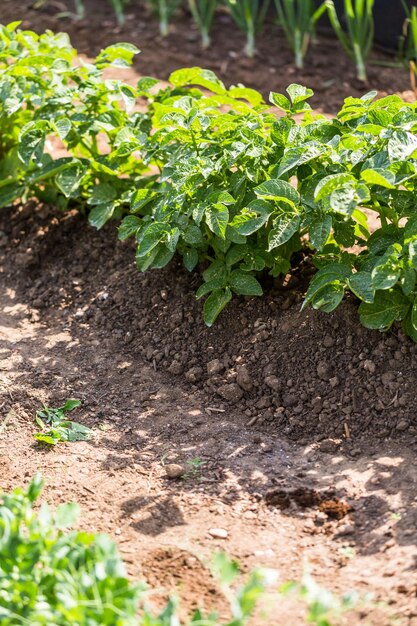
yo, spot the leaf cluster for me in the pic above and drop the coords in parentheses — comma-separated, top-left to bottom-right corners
(3, 24, 417, 339)
(34, 399, 91, 445)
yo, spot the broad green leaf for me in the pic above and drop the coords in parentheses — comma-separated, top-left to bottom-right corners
(137, 222, 167, 257)
(302, 263, 351, 309)
(0, 182, 24, 208)
(309, 215, 332, 250)
(286, 84, 314, 105)
(371, 261, 401, 291)
(269, 92, 291, 112)
(388, 130, 417, 161)
(54, 117, 71, 140)
(205, 205, 229, 239)
(314, 173, 356, 202)
(268, 214, 300, 251)
(229, 270, 263, 296)
(361, 168, 395, 189)
(359, 290, 409, 330)
(62, 399, 81, 412)
(183, 248, 199, 272)
(255, 179, 299, 206)
(230, 200, 273, 236)
(348, 272, 374, 303)
(87, 183, 117, 205)
(55, 162, 86, 197)
(169, 67, 226, 94)
(18, 123, 48, 166)
(118, 215, 141, 240)
(88, 202, 115, 229)
(203, 287, 232, 327)
(310, 282, 345, 312)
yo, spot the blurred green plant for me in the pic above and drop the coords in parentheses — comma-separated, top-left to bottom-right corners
(274, 0, 327, 69)
(225, 0, 270, 57)
(325, 0, 374, 82)
(188, 0, 218, 48)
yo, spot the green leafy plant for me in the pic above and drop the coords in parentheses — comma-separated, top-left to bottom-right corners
(147, 0, 182, 35)
(3, 24, 417, 341)
(34, 399, 91, 444)
(188, 0, 218, 48)
(183, 456, 207, 479)
(108, 0, 130, 27)
(225, 0, 270, 57)
(0, 475, 143, 624)
(274, 0, 327, 69)
(325, 0, 374, 82)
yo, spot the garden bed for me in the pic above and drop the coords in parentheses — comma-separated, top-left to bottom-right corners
(1, 2, 417, 624)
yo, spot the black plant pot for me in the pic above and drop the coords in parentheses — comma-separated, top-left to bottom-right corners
(322, 0, 415, 51)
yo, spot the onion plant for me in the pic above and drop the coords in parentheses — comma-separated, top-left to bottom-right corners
(225, 0, 270, 57)
(325, 0, 374, 82)
(188, 0, 218, 48)
(148, 0, 182, 35)
(275, 0, 327, 69)
(108, 0, 129, 27)
(400, 0, 417, 95)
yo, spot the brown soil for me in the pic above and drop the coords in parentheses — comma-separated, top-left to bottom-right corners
(1, 202, 417, 624)
(1, 3, 417, 624)
(1, 0, 413, 113)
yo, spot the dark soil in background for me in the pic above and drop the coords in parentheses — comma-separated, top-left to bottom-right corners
(1, 0, 413, 112)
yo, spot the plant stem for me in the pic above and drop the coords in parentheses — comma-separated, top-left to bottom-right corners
(245, 24, 255, 57)
(201, 28, 210, 49)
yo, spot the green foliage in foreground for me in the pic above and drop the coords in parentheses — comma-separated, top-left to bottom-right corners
(3, 24, 417, 340)
(0, 477, 359, 625)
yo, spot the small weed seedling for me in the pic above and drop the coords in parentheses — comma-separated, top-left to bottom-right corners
(34, 399, 91, 445)
(183, 456, 207, 479)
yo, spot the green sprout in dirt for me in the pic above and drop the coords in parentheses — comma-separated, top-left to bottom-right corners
(34, 399, 91, 445)
(225, 0, 270, 57)
(275, 0, 327, 69)
(325, 0, 374, 82)
(188, 0, 218, 48)
(183, 456, 207, 479)
(147, 0, 182, 35)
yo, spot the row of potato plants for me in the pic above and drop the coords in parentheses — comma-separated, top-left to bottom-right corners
(2, 22, 417, 339)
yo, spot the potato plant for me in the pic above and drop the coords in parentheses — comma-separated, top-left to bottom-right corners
(2, 23, 417, 341)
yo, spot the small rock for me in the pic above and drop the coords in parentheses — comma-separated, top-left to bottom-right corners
(319, 439, 339, 454)
(396, 419, 409, 432)
(363, 359, 376, 374)
(338, 523, 355, 536)
(208, 528, 228, 539)
(165, 464, 185, 479)
(381, 372, 395, 385)
(168, 360, 183, 375)
(317, 361, 331, 381)
(236, 364, 253, 391)
(185, 366, 203, 383)
(217, 383, 244, 403)
(207, 359, 224, 376)
(323, 335, 335, 348)
(329, 376, 339, 388)
(264, 375, 280, 392)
